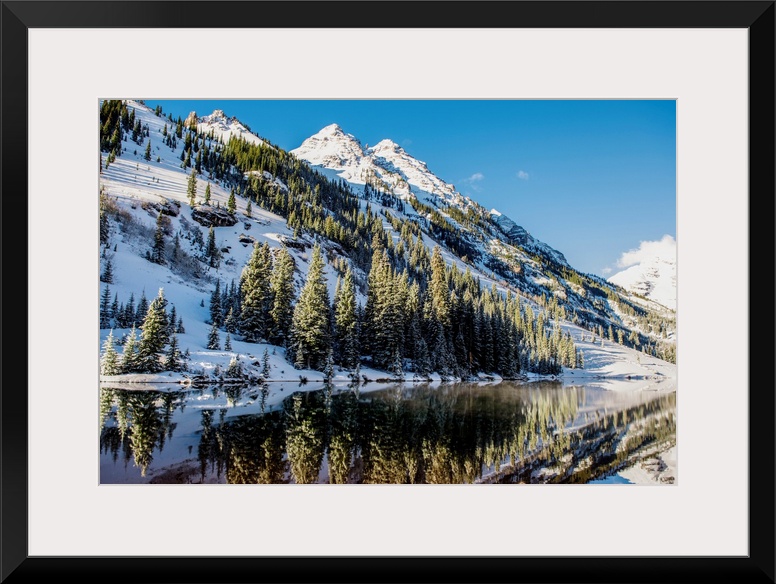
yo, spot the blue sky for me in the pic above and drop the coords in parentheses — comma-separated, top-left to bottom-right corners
(144, 99, 675, 277)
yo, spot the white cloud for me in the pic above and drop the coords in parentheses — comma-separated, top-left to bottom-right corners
(517, 170, 529, 180)
(601, 267, 612, 275)
(462, 172, 484, 192)
(616, 234, 676, 268)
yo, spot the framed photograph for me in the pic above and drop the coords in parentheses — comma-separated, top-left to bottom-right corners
(4, 1, 774, 582)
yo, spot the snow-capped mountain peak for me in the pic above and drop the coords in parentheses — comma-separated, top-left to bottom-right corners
(369, 138, 402, 152)
(195, 109, 264, 147)
(292, 123, 570, 268)
(608, 236, 676, 311)
(291, 124, 365, 170)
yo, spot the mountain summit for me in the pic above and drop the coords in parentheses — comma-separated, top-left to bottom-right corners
(608, 235, 677, 311)
(292, 123, 569, 268)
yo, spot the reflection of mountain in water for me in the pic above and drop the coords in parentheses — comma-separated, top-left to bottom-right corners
(99, 381, 675, 484)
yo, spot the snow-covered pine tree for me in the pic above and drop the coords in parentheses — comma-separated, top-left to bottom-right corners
(207, 321, 221, 350)
(137, 288, 170, 372)
(100, 330, 120, 376)
(262, 348, 271, 378)
(333, 267, 358, 370)
(290, 245, 332, 371)
(100, 285, 112, 329)
(121, 325, 142, 373)
(239, 242, 272, 342)
(268, 246, 295, 346)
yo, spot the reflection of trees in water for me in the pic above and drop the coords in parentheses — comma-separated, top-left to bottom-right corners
(103, 382, 674, 484)
(284, 392, 326, 484)
(191, 382, 582, 484)
(490, 391, 677, 484)
(99, 387, 184, 477)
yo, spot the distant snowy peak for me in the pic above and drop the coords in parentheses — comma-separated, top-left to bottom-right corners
(291, 124, 365, 169)
(366, 139, 458, 200)
(608, 246, 676, 311)
(292, 124, 461, 205)
(293, 124, 570, 267)
(490, 210, 569, 267)
(195, 109, 265, 147)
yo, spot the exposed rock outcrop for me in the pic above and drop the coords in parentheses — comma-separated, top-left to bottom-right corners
(191, 205, 238, 228)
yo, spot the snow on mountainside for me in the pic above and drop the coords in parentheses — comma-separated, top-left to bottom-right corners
(292, 123, 466, 207)
(195, 109, 265, 147)
(291, 122, 675, 356)
(489, 209, 568, 267)
(608, 236, 676, 311)
(292, 124, 570, 268)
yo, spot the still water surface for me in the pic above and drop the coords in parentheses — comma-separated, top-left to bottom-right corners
(99, 380, 675, 484)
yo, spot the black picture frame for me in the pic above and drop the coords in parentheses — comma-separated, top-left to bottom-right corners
(2, 1, 773, 582)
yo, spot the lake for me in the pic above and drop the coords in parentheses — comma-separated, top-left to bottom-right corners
(99, 380, 676, 484)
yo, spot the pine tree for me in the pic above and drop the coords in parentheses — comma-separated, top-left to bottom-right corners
(389, 348, 403, 379)
(205, 226, 220, 268)
(100, 330, 121, 376)
(187, 169, 198, 206)
(224, 332, 232, 351)
(122, 293, 135, 329)
(207, 321, 221, 350)
(227, 189, 236, 214)
(177, 316, 185, 334)
(150, 211, 166, 265)
(245, 199, 252, 218)
(239, 242, 272, 342)
(333, 268, 358, 369)
(209, 280, 223, 326)
(137, 288, 169, 372)
(99, 207, 110, 245)
(100, 285, 112, 329)
(144, 140, 151, 161)
(224, 306, 237, 334)
(136, 291, 149, 327)
(262, 348, 271, 378)
(100, 258, 114, 284)
(290, 245, 332, 370)
(164, 334, 181, 372)
(171, 233, 181, 263)
(168, 305, 178, 337)
(121, 325, 142, 373)
(268, 246, 295, 346)
(324, 350, 335, 382)
(204, 182, 211, 205)
(425, 246, 453, 374)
